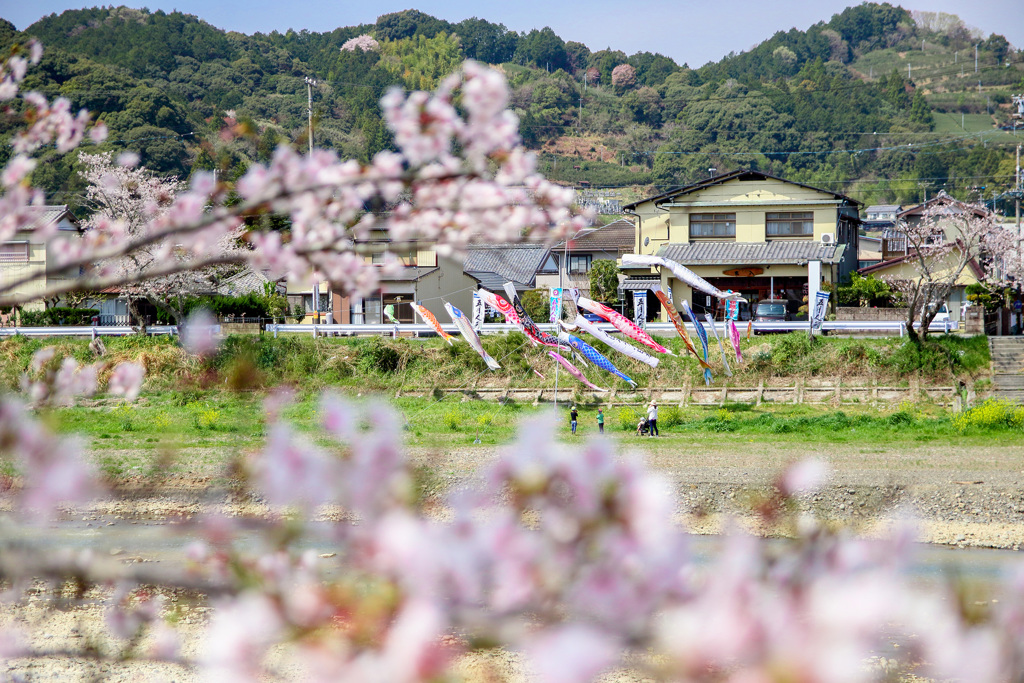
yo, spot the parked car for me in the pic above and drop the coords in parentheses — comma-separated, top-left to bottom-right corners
(930, 302, 951, 323)
(754, 299, 791, 322)
(753, 299, 790, 334)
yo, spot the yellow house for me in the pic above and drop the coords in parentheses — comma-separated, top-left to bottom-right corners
(622, 170, 861, 320)
(0, 205, 81, 313)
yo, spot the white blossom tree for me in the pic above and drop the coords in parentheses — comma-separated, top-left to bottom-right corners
(77, 151, 248, 330)
(882, 199, 1019, 341)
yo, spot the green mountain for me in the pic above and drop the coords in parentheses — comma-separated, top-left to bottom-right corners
(5, 4, 1023, 213)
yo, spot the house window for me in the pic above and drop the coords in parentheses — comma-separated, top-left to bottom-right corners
(0, 242, 29, 263)
(569, 255, 592, 274)
(766, 212, 814, 236)
(689, 213, 735, 238)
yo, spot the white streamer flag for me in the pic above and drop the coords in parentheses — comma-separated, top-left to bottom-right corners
(633, 291, 647, 330)
(811, 291, 830, 330)
(472, 291, 484, 331)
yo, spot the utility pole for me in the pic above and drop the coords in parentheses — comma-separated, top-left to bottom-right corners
(1017, 144, 1021, 243)
(908, 62, 911, 80)
(305, 77, 317, 155)
(975, 44, 978, 73)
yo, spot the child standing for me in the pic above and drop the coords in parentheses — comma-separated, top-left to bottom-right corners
(570, 405, 579, 435)
(596, 408, 604, 434)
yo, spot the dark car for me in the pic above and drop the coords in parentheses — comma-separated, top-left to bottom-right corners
(752, 299, 790, 334)
(754, 299, 790, 322)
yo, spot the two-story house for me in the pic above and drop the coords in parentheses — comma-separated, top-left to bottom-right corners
(534, 219, 635, 298)
(1, 205, 81, 315)
(622, 169, 860, 320)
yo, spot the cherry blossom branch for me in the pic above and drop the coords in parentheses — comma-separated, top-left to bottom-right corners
(0, 254, 247, 307)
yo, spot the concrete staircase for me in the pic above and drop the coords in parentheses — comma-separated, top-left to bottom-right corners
(988, 337, 1024, 402)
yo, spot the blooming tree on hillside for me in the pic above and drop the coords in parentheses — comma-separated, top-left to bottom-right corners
(3, 40, 1024, 682)
(341, 34, 380, 52)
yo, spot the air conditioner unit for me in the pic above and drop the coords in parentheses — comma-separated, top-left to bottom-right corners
(820, 233, 835, 244)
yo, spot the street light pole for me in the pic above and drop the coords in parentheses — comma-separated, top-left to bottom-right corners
(305, 77, 317, 155)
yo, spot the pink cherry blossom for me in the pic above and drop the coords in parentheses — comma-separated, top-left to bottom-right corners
(108, 361, 145, 401)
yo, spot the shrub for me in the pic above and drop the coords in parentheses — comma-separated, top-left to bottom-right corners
(357, 337, 403, 374)
(617, 407, 639, 431)
(659, 405, 682, 428)
(952, 399, 1024, 433)
(443, 409, 461, 431)
(111, 404, 135, 432)
(186, 401, 220, 430)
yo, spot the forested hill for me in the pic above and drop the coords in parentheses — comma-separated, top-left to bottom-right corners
(5, 3, 1023, 213)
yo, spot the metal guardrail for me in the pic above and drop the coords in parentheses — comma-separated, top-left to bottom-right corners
(0, 320, 956, 340)
(268, 320, 959, 338)
(0, 325, 182, 338)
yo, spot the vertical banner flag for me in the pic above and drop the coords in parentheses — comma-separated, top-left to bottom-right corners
(312, 282, 320, 321)
(549, 288, 563, 323)
(811, 291, 830, 331)
(633, 291, 647, 330)
(472, 291, 484, 331)
(725, 290, 739, 320)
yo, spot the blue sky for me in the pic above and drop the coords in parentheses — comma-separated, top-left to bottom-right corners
(5, 0, 1023, 68)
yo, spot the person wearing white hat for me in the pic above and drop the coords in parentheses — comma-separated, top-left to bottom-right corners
(646, 402, 659, 437)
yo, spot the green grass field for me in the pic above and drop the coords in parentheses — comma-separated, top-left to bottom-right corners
(24, 386, 1019, 485)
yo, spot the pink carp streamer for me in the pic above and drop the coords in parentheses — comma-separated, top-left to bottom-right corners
(547, 351, 606, 392)
(570, 317, 660, 369)
(576, 296, 672, 355)
(412, 302, 454, 345)
(445, 302, 501, 371)
(477, 289, 527, 333)
(729, 319, 744, 363)
(654, 290, 711, 371)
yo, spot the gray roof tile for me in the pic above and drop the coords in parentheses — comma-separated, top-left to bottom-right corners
(463, 244, 550, 288)
(654, 241, 846, 265)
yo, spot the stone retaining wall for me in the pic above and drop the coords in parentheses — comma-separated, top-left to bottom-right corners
(398, 379, 966, 408)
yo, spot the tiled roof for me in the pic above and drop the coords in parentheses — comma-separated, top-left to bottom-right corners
(623, 169, 861, 211)
(463, 243, 550, 289)
(557, 219, 635, 253)
(619, 275, 660, 291)
(898, 191, 990, 218)
(654, 241, 846, 265)
(216, 269, 273, 296)
(468, 271, 530, 292)
(23, 205, 79, 232)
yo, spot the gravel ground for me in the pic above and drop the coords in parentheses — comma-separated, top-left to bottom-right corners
(3, 435, 1023, 681)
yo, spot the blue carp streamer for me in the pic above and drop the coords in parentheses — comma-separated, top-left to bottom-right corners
(560, 332, 636, 387)
(682, 300, 714, 386)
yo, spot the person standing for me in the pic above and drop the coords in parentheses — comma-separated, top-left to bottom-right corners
(570, 405, 579, 435)
(647, 402, 658, 437)
(596, 407, 604, 434)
